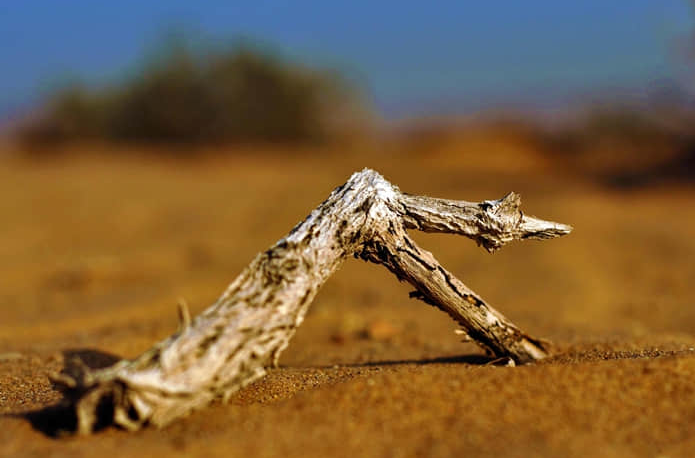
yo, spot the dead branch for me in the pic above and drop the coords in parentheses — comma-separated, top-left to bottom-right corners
(52, 168, 571, 433)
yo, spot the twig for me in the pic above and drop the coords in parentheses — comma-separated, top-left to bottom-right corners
(52, 168, 571, 433)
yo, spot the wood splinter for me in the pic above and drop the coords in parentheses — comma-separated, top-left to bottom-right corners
(52, 168, 572, 434)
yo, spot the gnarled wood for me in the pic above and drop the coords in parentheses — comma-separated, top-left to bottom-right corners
(52, 168, 571, 433)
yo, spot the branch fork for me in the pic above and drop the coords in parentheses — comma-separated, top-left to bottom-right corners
(52, 168, 571, 433)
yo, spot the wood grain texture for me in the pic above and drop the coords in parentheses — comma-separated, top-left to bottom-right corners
(52, 168, 571, 433)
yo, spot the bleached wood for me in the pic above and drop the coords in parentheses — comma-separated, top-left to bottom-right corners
(52, 168, 571, 433)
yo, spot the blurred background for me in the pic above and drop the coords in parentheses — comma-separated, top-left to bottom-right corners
(2, 1, 695, 185)
(1, 0, 695, 364)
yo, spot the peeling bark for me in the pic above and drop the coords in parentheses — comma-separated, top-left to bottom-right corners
(51, 168, 571, 433)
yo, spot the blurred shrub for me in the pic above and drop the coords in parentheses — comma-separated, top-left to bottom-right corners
(18, 42, 369, 146)
(541, 104, 695, 186)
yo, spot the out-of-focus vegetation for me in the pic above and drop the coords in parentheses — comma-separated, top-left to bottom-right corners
(11, 36, 695, 189)
(540, 103, 695, 186)
(388, 100, 695, 187)
(17, 41, 370, 147)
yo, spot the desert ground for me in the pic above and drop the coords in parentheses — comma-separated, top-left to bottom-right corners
(1, 131, 695, 457)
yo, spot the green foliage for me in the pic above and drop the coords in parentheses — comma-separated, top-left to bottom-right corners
(19, 42, 366, 145)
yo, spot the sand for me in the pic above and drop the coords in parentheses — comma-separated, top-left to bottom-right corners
(1, 137, 695, 457)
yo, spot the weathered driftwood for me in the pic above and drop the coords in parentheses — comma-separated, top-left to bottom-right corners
(52, 168, 571, 433)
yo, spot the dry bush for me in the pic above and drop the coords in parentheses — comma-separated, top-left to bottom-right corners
(17, 42, 369, 148)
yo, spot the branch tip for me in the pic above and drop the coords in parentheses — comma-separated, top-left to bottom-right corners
(177, 298, 192, 332)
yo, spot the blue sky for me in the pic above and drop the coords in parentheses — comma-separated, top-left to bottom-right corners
(1, 1, 693, 118)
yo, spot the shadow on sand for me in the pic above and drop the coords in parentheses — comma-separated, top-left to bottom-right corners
(20, 349, 121, 437)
